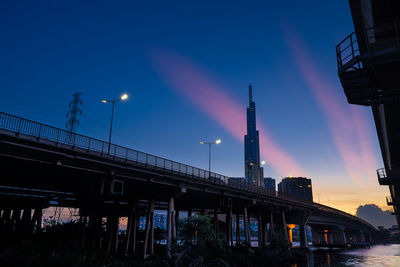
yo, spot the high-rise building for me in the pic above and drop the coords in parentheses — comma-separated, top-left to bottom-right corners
(277, 177, 313, 202)
(264, 177, 276, 191)
(337, 0, 400, 226)
(244, 85, 264, 186)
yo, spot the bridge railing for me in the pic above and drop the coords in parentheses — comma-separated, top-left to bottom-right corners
(0, 112, 230, 184)
(336, 20, 400, 74)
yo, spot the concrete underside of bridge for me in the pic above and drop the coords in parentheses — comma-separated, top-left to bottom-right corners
(0, 130, 376, 257)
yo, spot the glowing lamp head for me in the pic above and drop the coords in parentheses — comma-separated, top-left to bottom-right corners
(215, 139, 221, 144)
(261, 161, 266, 165)
(101, 99, 107, 103)
(121, 94, 128, 100)
(200, 141, 205, 144)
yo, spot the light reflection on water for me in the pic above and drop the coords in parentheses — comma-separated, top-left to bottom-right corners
(311, 244, 400, 267)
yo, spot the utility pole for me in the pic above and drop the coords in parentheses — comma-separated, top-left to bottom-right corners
(66, 93, 83, 143)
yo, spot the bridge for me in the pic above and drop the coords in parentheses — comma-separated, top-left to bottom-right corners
(0, 112, 376, 257)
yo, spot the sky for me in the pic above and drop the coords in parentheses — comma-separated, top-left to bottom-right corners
(0, 0, 390, 215)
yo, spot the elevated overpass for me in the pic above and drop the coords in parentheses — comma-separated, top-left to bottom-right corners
(0, 112, 376, 256)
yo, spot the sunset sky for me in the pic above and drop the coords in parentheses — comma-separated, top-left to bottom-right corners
(0, 0, 390, 215)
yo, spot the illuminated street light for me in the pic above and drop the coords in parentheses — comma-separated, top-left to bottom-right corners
(200, 139, 221, 174)
(102, 93, 129, 154)
(261, 160, 266, 165)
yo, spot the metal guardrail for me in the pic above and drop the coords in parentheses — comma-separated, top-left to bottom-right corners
(0, 111, 229, 183)
(336, 20, 400, 74)
(0, 112, 375, 230)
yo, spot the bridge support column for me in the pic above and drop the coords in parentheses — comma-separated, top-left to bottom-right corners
(260, 213, 267, 246)
(167, 197, 175, 258)
(279, 211, 289, 245)
(257, 213, 262, 247)
(269, 210, 275, 242)
(32, 208, 42, 232)
(21, 208, 32, 236)
(299, 224, 308, 248)
(337, 226, 347, 245)
(150, 208, 155, 255)
(311, 228, 320, 245)
(236, 213, 240, 245)
(360, 230, 366, 242)
(143, 199, 154, 259)
(214, 208, 219, 238)
(106, 214, 119, 254)
(226, 207, 233, 246)
(243, 207, 251, 244)
(175, 209, 179, 239)
(125, 202, 138, 256)
(11, 209, 21, 231)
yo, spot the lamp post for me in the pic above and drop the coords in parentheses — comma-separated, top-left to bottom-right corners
(200, 139, 221, 174)
(102, 93, 128, 154)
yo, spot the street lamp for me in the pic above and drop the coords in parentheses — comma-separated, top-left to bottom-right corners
(200, 139, 221, 174)
(102, 93, 129, 154)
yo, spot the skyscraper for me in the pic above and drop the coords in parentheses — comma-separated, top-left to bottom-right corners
(277, 177, 313, 202)
(264, 177, 276, 191)
(244, 85, 263, 185)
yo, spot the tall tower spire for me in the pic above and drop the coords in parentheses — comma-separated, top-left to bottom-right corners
(244, 85, 263, 186)
(249, 84, 253, 103)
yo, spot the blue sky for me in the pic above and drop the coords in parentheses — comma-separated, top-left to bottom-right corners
(0, 1, 388, 213)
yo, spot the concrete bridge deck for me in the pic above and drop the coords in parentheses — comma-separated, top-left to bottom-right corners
(0, 112, 376, 256)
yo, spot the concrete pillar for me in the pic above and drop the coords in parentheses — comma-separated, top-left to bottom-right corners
(143, 199, 154, 258)
(299, 224, 308, 248)
(226, 207, 233, 246)
(243, 207, 251, 244)
(150, 209, 154, 255)
(257, 213, 263, 248)
(21, 208, 32, 235)
(269, 211, 275, 242)
(229, 207, 234, 246)
(125, 203, 138, 256)
(236, 213, 240, 245)
(32, 208, 42, 232)
(106, 215, 119, 254)
(281, 212, 289, 245)
(166, 197, 174, 258)
(360, 230, 366, 242)
(337, 226, 346, 245)
(175, 209, 179, 238)
(11, 209, 21, 224)
(311, 229, 320, 245)
(214, 208, 219, 238)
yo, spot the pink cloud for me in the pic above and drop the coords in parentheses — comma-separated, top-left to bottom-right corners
(151, 49, 306, 176)
(283, 26, 377, 185)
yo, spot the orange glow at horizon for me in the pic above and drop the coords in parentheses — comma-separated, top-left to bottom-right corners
(152, 49, 306, 176)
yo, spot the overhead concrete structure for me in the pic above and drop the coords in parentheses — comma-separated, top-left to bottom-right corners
(336, 0, 400, 225)
(0, 112, 376, 255)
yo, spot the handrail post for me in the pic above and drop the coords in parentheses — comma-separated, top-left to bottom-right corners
(17, 118, 22, 135)
(38, 124, 42, 139)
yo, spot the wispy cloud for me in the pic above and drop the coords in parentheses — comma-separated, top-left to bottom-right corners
(151, 49, 306, 176)
(283, 25, 378, 186)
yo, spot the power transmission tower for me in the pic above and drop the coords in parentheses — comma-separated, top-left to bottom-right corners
(66, 93, 83, 143)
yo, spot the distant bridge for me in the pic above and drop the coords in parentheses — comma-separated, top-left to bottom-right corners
(0, 112, 376, 257)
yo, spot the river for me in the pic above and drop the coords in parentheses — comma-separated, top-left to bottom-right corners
(307, 244, 400, 266)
